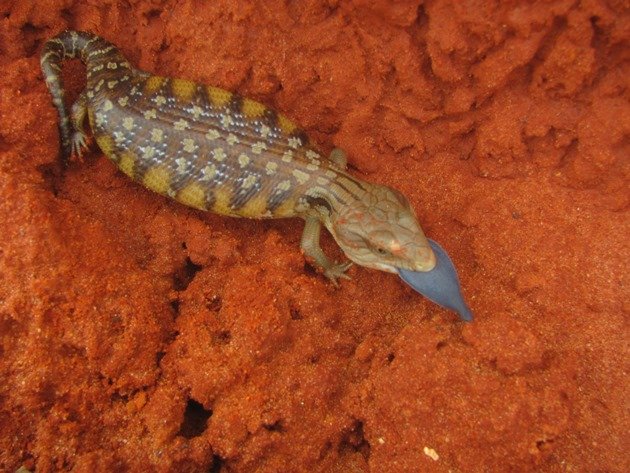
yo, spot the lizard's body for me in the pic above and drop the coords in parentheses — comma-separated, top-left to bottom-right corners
(41, 31, 436, 282)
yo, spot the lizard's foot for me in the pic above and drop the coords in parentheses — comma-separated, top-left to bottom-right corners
(323, 261, 353, 287)
(70, 131, 89, 160)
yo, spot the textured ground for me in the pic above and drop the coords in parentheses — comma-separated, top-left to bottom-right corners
(0, 0, 628, 472)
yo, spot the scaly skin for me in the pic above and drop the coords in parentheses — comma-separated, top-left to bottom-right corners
(40, 30, 436, 284)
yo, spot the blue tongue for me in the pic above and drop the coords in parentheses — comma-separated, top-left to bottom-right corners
(397, 239, 473, 321)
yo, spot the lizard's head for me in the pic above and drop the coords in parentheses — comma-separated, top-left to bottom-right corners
(327, 183, 436, 273)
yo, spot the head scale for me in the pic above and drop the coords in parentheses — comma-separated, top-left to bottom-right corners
(325, 183, 436, 273)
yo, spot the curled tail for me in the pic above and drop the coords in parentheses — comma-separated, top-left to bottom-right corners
(40, 31, 119, 161)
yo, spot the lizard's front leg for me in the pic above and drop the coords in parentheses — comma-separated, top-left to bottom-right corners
(329, 148, 347, 170)
(300, 216, 352, 286)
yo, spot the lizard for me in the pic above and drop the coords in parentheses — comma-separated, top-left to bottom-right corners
(40, 30, 437, 285)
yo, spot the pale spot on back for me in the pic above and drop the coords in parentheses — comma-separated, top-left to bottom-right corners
(142, 146, 156, 159)
(277, 180, 292, 191)
(151, 128, 164, 142)
(251, 142, 267, 154)
(206, 129, 220, 141)
(143, 109, 157, 120)
(241, 174, 257, 189)
(292, 169, 310, 184)
(174, 119, 189, 131)
(260, 124, 271, 138)
(113, 131, 126, 145)
(288, 137, 302, 149)
(201, 164, 217, 181)
(175, 158, 188, 173)
(306, 150, 321, 161)
(95, 112, 106, 126)
(282, 150, 293, 163)
(238, 154, 250, 168)
(191, 105, 203, 119)
(122, 117, 134, 130)
(182, 138, 197, 153)
(221, 114, 234, 128)
(226, 134, 239, 146)
(213, 148, 227, 161)
(265, 162, 277, 175)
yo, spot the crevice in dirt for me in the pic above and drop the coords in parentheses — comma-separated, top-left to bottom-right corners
(318, 440, 333, 461)
(60, 8, 73, 24)
(289, 304, 302, 320)
(144, 8, 162, 22)
(212, 330, 231, 345)
(303, 261, 318, 277)
(172, 256, 202, 291)
(485, 349, 557, 377)
(156, 350, 166, 364)
(110, 387, 146, 405)
(20, 22, 44, 57)
(534, 434, 556, 453)
(263, 419, 285, 433)
(206, 294, 222, 312)
(169, 298, 180, 316)
(527, 15, 570, 94)
(36, 162, 64, 196)
(210, 454, 225, 473)
(435, 340, 448, 351)
(177, 398, 212, 439)
(338, 420, 370, 461)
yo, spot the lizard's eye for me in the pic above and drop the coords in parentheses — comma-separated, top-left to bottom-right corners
(375, 247, 390, 256)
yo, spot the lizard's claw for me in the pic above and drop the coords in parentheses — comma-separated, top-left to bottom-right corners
(70, 131, 89, 160)
(324, 261, 353, 287)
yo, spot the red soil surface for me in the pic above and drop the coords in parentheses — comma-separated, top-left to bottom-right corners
(1, 1, 628, 471)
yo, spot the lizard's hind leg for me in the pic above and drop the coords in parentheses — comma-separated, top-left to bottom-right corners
(70, 91, 90, 160)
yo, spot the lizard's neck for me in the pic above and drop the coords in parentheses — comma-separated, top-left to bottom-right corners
(298, 167, 370, 223)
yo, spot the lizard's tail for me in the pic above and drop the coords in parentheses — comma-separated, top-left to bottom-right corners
(40, 31, 114, 160)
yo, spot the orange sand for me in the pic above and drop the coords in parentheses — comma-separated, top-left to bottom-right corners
(0, 0, 628, 471)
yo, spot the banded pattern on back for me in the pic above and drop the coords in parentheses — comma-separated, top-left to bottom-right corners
(40, 31, 368, 219)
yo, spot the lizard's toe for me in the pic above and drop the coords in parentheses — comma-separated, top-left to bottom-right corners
(71, 132, 89, 160)
(324, 261, 353, 287)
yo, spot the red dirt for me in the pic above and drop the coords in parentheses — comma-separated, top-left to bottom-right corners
(1, 1, 628, 471)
